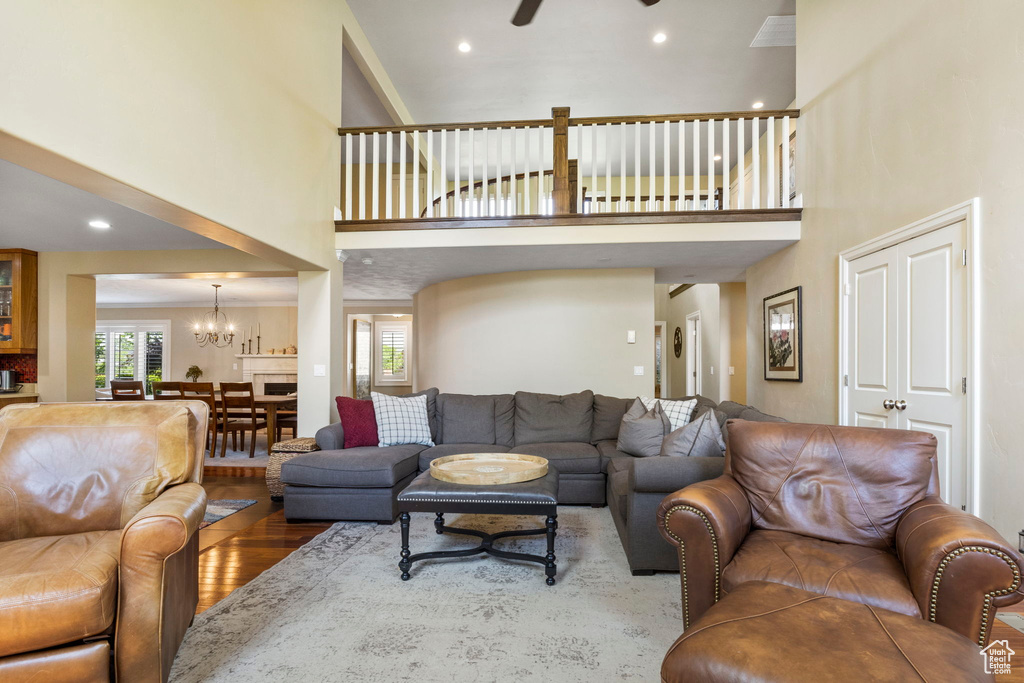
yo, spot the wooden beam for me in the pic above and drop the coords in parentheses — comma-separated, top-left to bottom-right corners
(669, 284, 695, 298)
(336, 208, 802, 232)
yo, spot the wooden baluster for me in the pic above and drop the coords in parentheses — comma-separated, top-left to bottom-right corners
(552, 107, 570, 215)
(619, 122, 627, 212)
(677, 120, 685, 210)
(662, 120, 670, 212)
(468, 129, 476, 216)
(523, 127, 532, 215)
(707, 119, 715, 211)
(397, 131, 405, 219)
(767, 116, 776, 209)
(344, 133, 353, 220)
(452, 126, 460, 215)
(738, 118, 745, 210)
(585, 124, 593, 213)
(692, 118, 700, 208)
(781, 115, 790, 209)
(722, 119, 730, 210)
(483, 127, 490, 216)
(648, 121, 656, 211)
(510, 127, 518, 216)
(386, 132, 394, 219)
(372, 132, 381, 219)
(605, 122, 612, 214)
(496, 128, 503, 215)
(568, 159, 579, 214)
(752, 117, 760, 209)
(633, 122, 641, 211)
(358, 133, 366, 220)
(429, 130, 438, 217)
(412, 131, 420, 218)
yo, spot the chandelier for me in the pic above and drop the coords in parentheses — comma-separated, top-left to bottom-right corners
(193, 284, 235, 348)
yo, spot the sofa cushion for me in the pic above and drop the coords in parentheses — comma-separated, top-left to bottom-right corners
(435, 393, 514, 446)
(281, 445, 425, 488)
(402, 387, 440, 442)
(727, 422, 937, 549)
(595, 440, 631, 473)
(336, 396, 378, 448)
(591, 394, 633, 443)
(514, 390, 594, 445)
(661, 410, 726, 458)
(721, 530, 920, 617)
(371, 392, 434, 447)
(0, 530, 120, 657)
(617, 399, 670, 457)
(640, 396, 697, 431)
(509, 442, 602, 474)
(417, 443, 511, 473)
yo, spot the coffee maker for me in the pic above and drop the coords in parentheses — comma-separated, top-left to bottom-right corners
(0, 370, 22, 393)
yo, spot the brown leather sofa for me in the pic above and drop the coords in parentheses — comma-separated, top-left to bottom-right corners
(657, 420, 1024, 646)
(0, 401, 209, 682)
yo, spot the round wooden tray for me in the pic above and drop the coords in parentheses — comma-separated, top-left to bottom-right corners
(430, 453, 549, 486)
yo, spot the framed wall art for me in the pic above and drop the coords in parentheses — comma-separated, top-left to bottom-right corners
(763, 286, 802, 382)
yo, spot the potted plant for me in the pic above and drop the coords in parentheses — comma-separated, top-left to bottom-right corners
(185, 365, 203, 383)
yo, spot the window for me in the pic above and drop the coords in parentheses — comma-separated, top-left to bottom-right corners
(374, 320, 411, 385)
(95, 321, 171, 395)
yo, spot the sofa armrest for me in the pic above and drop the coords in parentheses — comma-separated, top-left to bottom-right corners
(897, 496, 1024, 645)
(630, 456, 726, 494)
(656, 474, 752, 628)
(315, 422, 345, 450)
(116, 483, 207, 682)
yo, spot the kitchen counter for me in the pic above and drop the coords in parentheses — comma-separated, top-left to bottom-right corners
(0, 390, 39, 408)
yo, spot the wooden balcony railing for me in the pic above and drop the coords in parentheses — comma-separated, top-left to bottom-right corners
(338, 106, 799, 224)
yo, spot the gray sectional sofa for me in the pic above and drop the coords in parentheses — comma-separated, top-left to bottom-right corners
(280, 389, 784, 574)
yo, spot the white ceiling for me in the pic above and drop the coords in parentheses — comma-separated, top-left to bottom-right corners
(341, 239, 796, 300)
(0, 159, 229, 252)
(346, 0, 796, 123)
(96, 276, 297, 307)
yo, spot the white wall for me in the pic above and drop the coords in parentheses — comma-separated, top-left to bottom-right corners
(746, 0, 1024, 540)
(415, 269, 655, 397)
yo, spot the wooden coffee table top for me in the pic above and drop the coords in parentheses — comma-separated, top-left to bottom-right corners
(429, 453, 548, 486)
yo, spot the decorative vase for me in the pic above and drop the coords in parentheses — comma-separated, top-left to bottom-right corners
(286, 345, 297, 355)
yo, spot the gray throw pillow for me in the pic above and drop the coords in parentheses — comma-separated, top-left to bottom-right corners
(662, 409, 727, 458)
(616, 399, 671, 457)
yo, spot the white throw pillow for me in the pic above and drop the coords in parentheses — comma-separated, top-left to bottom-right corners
(371, 391, 435, 447)
(639, 396, 697, 431)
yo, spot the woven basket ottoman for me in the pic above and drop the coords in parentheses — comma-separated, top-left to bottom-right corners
(267, 437, 319, 501)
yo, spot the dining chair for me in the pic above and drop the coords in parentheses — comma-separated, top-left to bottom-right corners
(110, 380, 146, 401)
(181, 382, 221, 458)
(152, 381, 185, 400)
(265, 383, 298, 442)
(219, 382, 267, 458)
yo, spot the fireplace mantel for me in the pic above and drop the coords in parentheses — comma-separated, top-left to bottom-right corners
(235, 354, 297, 394)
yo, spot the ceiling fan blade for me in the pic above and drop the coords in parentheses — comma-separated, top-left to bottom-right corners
(512, 0, 543, 26)
(638, 0, 661, 5)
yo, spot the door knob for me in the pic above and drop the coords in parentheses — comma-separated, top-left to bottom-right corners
(895, 399, 907, 411)
(882, 399, 896, 410)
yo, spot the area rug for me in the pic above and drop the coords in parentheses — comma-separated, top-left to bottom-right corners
(200, 499, 258, 529)
(170, 508, 682, 681)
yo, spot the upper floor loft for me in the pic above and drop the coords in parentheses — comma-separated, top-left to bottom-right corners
(335, 106, 800, 233)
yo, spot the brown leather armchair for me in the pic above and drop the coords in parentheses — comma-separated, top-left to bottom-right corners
(0, 401, 209, 682)
(657, 420, 1024, 646)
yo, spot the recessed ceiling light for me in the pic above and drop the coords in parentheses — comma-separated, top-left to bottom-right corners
(752, 101, 765, 109)
(653, 32, 667, 44)
(88, 220, 111, 229)
(458, 42, 471, 53)
(361, 257, 374, 266)
(597, 257, 611, 262)
(713, 155, 722, 161)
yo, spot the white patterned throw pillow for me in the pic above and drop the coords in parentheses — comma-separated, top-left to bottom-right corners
(371, 391, 435, 447)
(639, 396, 697, 432)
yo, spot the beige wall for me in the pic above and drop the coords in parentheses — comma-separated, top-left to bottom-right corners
(746, 0, 1024, 539)
(718, 283, 747, 404)
(97, 306, 298, 386)
(415, 269, 655, 397)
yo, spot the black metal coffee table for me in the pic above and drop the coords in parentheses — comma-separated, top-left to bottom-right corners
(395, 468, 559, 585)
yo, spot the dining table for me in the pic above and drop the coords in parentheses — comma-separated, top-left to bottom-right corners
(97, 391, 297, 451)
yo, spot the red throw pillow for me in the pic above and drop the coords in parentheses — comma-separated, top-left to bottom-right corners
(336, 396, 379, 448)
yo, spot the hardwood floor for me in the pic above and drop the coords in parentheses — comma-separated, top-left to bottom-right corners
(197, 474, 1024, 678)
(197, 475, 329, 614)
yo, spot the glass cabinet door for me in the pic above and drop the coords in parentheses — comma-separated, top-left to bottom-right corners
(0, 257, 13, 343)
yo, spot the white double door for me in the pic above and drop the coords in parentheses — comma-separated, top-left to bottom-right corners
(845, 221, 968, 509)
